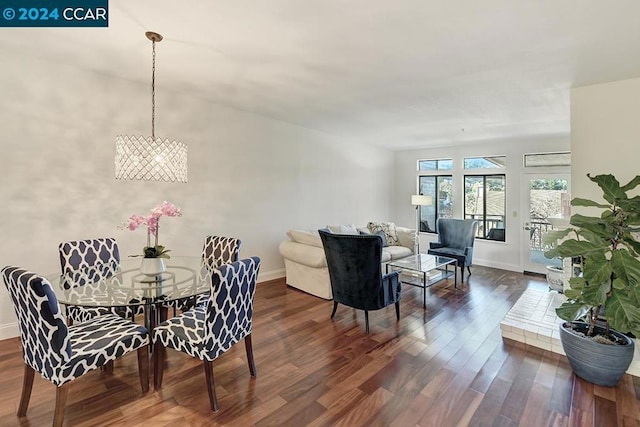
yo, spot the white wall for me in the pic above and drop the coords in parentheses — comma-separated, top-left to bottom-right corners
(393, 136, 570, 272)
(0, 49, 393, 338)
(571, 77, 640, 200)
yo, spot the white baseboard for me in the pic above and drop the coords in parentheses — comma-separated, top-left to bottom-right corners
(258, 268, 285, 283)
(0, 322, 19, 340)
(473, 258, 521, 273)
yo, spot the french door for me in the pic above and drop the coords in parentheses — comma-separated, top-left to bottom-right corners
(522, 173, 571, 274)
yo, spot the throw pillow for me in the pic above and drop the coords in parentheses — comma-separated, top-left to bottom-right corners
(373, 230, 388, 247)
(367, 221, 398, 246)
(327, 224, 359, 235)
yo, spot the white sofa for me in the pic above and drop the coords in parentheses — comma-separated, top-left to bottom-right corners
(278, 223, 416, 299)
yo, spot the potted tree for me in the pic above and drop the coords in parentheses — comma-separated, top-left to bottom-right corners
(543, 173, 640, 387)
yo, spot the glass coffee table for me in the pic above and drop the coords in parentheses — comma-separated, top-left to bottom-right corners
(385, 254, 457, 308)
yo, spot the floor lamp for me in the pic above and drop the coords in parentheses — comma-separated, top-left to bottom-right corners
(411, 195, 433, 254)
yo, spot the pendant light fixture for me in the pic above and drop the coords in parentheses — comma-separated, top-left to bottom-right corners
(115, 31, 188, 183)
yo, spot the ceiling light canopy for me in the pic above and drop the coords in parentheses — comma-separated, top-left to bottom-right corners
(115, 31, 188, 183)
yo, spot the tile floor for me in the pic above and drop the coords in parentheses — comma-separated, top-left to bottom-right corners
(500, 287, 640, 377)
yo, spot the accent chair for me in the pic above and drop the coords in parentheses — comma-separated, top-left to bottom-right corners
(319, 230, 401, 334)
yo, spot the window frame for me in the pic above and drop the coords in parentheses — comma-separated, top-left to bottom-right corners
(463, 173, 506, 241)
(417, 174, 453, 234)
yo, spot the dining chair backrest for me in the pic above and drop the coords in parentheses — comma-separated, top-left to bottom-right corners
(203, 257, 260, 356)
(202, 236, 241, 269)
(2, 266, 71, 379)
(58, 238, 120, 289)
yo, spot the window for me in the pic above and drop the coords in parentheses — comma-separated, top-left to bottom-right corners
(464, 174, 506, 241)
(417, 175, 453, 233)
(524, 152, 571, 167)
(464, 156, 506, 170)
(418, 159, 453, 171)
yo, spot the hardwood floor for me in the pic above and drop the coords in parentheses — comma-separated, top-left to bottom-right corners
(1, 266, 639, 426)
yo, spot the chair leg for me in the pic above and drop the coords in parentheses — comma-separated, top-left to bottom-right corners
(153, 341, 165, 390)
(104, 360, 114, 373)
(17, 364, 35, 417)
(330, 301, 338, 319)
(467, 265, 472, 278)
(395, 302, 400, 321)
(203, 361, 219, 411)
(244, 334, 257, 377)
(137, 346, 149, 393)
(53, 384, 69, 427)
(461, 266, 465, 282)
(364, 310, 370, 334)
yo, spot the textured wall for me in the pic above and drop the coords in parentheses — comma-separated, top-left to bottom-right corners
(0, 48, 393, 337)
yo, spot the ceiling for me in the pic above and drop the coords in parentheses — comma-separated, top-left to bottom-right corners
(6, 0, 640, 150)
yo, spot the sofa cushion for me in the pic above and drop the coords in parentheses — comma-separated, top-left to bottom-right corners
(367, 222, 399, 246)
(383, 245, 413, 261)
(395, 226, 416, 250)
(327, 224, 359, 235)
(286, 229, 323, 248)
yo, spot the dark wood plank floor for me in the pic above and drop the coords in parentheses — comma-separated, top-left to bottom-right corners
(1, 266, 639, 426)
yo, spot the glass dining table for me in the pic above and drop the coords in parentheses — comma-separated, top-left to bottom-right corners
(46, 256, 212, 332)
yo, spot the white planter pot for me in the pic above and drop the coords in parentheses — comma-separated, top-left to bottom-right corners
(140, 258, 166, 276)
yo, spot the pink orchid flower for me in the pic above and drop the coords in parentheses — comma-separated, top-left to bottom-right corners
(121, 201, 181, 258)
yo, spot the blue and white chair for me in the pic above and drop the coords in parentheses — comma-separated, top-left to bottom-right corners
(152, 257, 260, 411)
(59, 238, 143, 324)
(172, 235, 242, 313)
(2, 266, 149, 427)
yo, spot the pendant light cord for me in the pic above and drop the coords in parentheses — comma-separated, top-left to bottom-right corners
(151, 38, 156, 140)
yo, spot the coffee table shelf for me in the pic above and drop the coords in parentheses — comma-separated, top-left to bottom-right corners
(386, 254, 457, 308)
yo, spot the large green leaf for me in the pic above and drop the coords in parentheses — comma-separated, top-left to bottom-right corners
(622, 235, 640, 258)
(577, 229, 609, 246)
(568, 276, 586, 290)
(588, 174, 625, 204)
(581, 281, 609, 306)
(621, 175, 640, 193)
(582, 252, 611, 286)
(556, 301, 590, 322)
(571, 197, 609, 209)
(545, 239, 603, 258)
(611, 249, 640, 288)
(605, 289, 640, 335)
(542, 228, 573, 246)
(570, 213, 605, 227)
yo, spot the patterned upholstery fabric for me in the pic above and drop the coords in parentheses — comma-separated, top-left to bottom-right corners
(170, 236, 242, 311)
(2, 266, 149, 386)
(153, 256, 260, 361)
(59, 238, 143, 322)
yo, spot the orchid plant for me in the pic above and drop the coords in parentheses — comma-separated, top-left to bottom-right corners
(121, 201, 182, 259)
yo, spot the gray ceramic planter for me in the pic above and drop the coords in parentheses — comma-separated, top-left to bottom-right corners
(559, 321, 635, 387)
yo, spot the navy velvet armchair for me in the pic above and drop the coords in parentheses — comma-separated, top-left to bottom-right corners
(319, 230, 401, 333)
(427, 218, 478, 282)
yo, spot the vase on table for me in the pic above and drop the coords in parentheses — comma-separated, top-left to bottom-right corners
(140, 257, 166, 276)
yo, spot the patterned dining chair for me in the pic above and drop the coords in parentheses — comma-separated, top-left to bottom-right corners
(153, 256, 260, 411)
(168, 235, 242, 314)
(2, 266, 149, 427)
(59, 238, 143, 324)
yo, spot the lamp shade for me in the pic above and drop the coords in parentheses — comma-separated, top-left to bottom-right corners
(411, 195, 433, 206)
(115, 135, 188, 183)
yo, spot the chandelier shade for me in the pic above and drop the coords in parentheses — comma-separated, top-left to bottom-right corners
(115, 31, 188, 183)
(115, 135, 188, 182)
